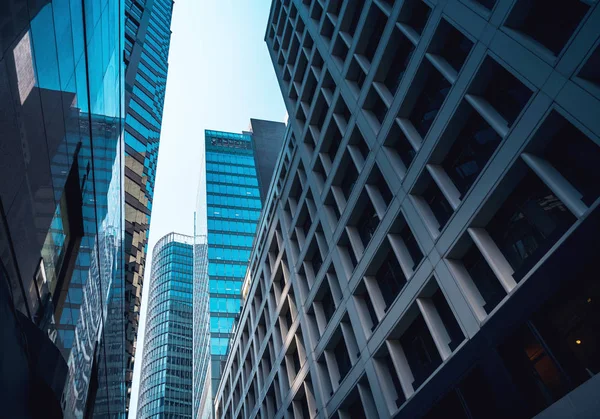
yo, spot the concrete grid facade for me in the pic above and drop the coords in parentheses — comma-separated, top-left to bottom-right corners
(214, 0, 600, 418)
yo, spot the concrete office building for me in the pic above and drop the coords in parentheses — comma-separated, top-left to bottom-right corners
(123, 0, 175, 406)
(137, 233, 194, 419)
(213, 1, 600, 418)
(0, 0, 126, 417)
(193, 122, 285, 417)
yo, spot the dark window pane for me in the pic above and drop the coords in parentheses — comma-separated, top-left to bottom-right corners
(423, 179, 454, 229)
(487, 172, 576, 281)
(409, 68, 451, 138)
(376, 250, 406, 308)
(481, 61, 532, 127)
(542, 120, 600, 206)
(396, 135, 417, 168)
(442, 109, 502, 196)
(400, 315, 442, 388)
(400, 225, 423, 269)
(381, 31, 415, 95)
(463, 245, 506, 313)
(341, 164, 358, 199)
(531, 261, 600, 384)
(499, 324, 570, 416)
(437, 23, 473, 73)
(358, 202, 379, 248)
(432, 289, 465, 350)
(506, 0, 589, 55)
(334, 339, 352, 380)
(402, 0, 431, 35)
(384, 353, 406, 407)
(321, 289, 336, 323)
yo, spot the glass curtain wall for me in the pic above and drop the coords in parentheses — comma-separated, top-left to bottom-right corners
(137, 233, 194, 419)
(204, 131, 263, 398)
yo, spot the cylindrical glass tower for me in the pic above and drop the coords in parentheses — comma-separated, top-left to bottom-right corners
(137, 233, 194, 418)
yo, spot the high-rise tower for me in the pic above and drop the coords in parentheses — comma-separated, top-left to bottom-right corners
(123, 0, 175, 405)
(0, 0, 126, 417)
(213, 1, 600, 418)
(137, 233, 194, 419)
(193, 121, 285, 418)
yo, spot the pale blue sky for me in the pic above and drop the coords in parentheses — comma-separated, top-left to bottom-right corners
(128, 1, 285, 416)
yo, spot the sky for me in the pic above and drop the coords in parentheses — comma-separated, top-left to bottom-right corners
(128, 1, 286, 416)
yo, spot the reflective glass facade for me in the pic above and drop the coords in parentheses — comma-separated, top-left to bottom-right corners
(137, 233, 194, 419)
(204, 131, 263, 398)
(0, 0, 125, 417)
(123, 0, 174, 404)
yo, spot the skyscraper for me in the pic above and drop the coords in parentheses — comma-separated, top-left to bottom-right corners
(0, 0, 125, 417)
(193, 121, 285, 416)
(137, 233, 194, 419)
(123, 0, 175, 405)
(213, 1, 600, 418)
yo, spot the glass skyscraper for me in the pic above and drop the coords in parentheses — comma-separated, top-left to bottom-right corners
(123, 0, 174, 405)
(205, 130, 262, 396)
(193, 122, 285, 415)
(137, 233, 194, 419)
(0, 0, 125, 417)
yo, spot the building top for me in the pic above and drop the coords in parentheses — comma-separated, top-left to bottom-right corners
(153, 232, 194, 251)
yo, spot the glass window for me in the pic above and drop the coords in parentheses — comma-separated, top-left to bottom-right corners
(487, 171, 575, 281)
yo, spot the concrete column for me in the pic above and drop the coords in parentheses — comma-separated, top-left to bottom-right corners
(467, 227, 517, 293)
(416, 297, 452, 361)
(465, 94, 509, 138)
(386, 340, 415, 398)
(521, 152, 587, 218)
(445, 259, 487, 322)
(427, 164, 462, 210)
(396, 117, 423, 151)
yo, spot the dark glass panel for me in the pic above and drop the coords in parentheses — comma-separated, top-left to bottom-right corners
(400, 315, 442, 388)
(506, 0, 589, 55)
(487, 172, 575, 281)
(334, 338, 352, 380)
(442, 110, 502, 196)
(358, 202, 379, 247)
(422, 180, 453, 229)
(462, 245, 506, 313)
(542, 121, 600, 206)
(409, 68, 451, 138)
(376, 249, 406, 308)
(482, 60, 532, 126)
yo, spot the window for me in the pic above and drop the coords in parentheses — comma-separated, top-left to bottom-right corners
(422, 174, 454, 230)
(355, 4, 388, 63)
(430, 19, 473, 74)
(441, 104, 502, 196)
(408, 63, 451, 138)
(505, 0, 589, 56)
(398, 0, 432, 36)
(538, 114, 600, 206)
(462, 243, 506, 314)
(375, 25, 415, 96)
(333, 336, 352, 382)
(376, 247, 407, 309)
(400, 314, 442, 389)
(487, 171, 575, 281)
(476, 58, 532, 127)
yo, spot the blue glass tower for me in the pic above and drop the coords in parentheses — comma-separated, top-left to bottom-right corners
(0, 0, 125, 417)
(137, 233, 194, 419)
(205, 131, 261, 397)
(123, 0, 174, 404)
(194, 121, 285, 412)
